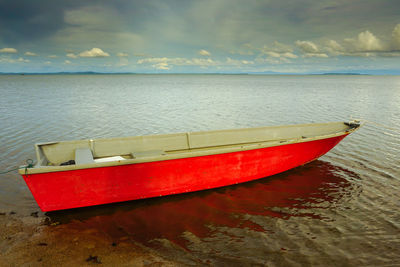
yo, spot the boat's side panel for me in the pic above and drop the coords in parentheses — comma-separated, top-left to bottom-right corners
(23, 134, 347, 211)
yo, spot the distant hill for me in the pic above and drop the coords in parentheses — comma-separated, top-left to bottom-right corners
(320, 73, 365, 75)
(0, 72, 136, 75)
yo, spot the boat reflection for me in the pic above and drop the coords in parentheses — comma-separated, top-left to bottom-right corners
(47, 160, 360, 249)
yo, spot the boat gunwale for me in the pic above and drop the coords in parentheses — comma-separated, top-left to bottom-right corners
(19, 122, 360, 175)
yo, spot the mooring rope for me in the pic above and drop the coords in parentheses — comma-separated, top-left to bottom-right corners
(0, 159, 34, 175)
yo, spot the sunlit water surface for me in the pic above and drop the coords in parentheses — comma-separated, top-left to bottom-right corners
(0, 74, 399, 265)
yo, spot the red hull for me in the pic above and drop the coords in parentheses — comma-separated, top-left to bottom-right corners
(23, 134, 347, 211)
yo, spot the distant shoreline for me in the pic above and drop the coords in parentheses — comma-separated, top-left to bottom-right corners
(0, 72, 386, 76)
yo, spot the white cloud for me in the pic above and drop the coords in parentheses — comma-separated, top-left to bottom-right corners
(320, 25, 400, 57)
(262, 41, 293, 54)
(44, 61, 52, 65)
(138, 56, 257, 70)
(66, 53, 78, 59)
(17, 57, 30, 63)
(79, 48, 110, 58)
(344, 30, 383, 52)
(0, 58, 15, 63)
(266, 51, 281, 58)
(48, 55, 58, 58)
(304, 53, 329, 58)
(64, 60, 71, 64)
(153, 62, 170, 70)
(117, 52, 128, 57)
(325, 40, 344, 55)
(137, 57, 218, 67)
(0, 48, 17, 53)
(198, 49, 211, 56)
(260, 41, 298, 62)
(24, 51, 37, 56)
(295, 41, 319, 53)
(241, 60, 253, 65)
(281, 52, 298, 59)
(137, 57, 171, 64)
(226, 57, 254, 66)
(295, 40, 328, 58)
(190, 58, 216, 66)
(391, 24, 400, 50)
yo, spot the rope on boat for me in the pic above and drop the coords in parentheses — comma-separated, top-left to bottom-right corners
(0, 159, 34, 175)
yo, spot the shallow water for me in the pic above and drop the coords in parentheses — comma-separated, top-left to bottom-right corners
(1, 74, 399, 265)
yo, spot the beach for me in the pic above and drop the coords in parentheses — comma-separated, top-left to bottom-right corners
(0, 213, 182, 266)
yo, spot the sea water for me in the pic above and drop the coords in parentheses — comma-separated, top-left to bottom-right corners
(0, 74, 399, 265)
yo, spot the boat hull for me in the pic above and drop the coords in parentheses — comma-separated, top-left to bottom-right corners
(23, 134, 347, 211)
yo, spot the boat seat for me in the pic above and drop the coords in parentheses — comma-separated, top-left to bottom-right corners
(94, 156, 126, 163)
(132, 150, 166, 159)
(75, 148, 95, 165)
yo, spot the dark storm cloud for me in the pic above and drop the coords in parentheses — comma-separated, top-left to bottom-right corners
(0, 0, 190, 44)
(0, 0, 83, 43)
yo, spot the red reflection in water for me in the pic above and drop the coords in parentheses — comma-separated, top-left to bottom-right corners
(48, 160, 359, 249)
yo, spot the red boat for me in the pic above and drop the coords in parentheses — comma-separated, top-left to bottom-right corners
(20, 121, 361, 212)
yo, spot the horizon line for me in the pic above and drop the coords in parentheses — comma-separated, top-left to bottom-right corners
(1, 71, 397, 76)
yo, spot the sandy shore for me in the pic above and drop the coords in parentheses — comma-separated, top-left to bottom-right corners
(0, 214, 180, 266)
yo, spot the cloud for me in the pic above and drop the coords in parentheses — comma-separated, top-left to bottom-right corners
(260, 41, 298, 62)
(295, 40, 319, 53)
(198, 49, 211, 56)
(117, 52, 128, 57)
(265, 51, 298, 59)
(138, 56, 255, 69)
(66, 48, 110, 58)
(66, 53, 78, 58)
(281, 52, 298, 59)
(324, 40, 344, 55)
(295, 40, 328, 57)
(262, 41, 293, 54)
(320, 24, 400, 57)
(344, 31, 383, 52)
(391, 24, 400, 49)
(17, 57, 30, 63)
(64, 60, 71, 64)
(137, 57, 218, 67)
(48, 55, 58, 58)
(153, 62, 170, 70)
(226, 57, 254, 66)
(79, 48, 110, 58)
(24, 51, 37, 56)
(0, 47, 17, 53)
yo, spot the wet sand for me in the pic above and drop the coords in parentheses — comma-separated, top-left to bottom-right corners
(0, 214, 180, 266)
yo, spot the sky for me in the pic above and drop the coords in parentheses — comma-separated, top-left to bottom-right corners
(0, 0, 399, 74)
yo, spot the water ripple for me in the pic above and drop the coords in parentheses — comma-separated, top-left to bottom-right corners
(1, 74, 400, 265)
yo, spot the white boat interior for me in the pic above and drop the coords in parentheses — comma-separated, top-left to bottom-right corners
(21, 121, 361, 174)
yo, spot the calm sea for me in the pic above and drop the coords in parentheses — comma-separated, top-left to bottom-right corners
(0, 74, 399, 265)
